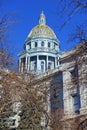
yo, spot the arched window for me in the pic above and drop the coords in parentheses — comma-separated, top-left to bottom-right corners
(41, 41, 44, 47)
(48, 42, 50, 48)
(41, 61, 44, 72)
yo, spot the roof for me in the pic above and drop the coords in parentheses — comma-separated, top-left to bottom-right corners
(27, 12, 57, 39)
(28, 24, 57, 39)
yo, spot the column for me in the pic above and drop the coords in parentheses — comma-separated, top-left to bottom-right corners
(47, 55, 48, 70)
(25, 56, 28, 72)
(37, 55, 39, 72)
(27, 56, 30, 72)
(20, 58, 23, 73)
(19, 59, 21, 72)
(55, 57, 57, 68)
(58, 56, 60, 66)
(21, 61, 23, 73)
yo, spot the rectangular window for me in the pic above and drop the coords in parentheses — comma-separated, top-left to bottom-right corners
(54, 42, 56, 48)
(41, 61, 44, 72)
(72, 94, 80, 114)
(27, 42, 31, 49)
(35, 42, 37, 47)
(34, 62, 37, 71)
(30, 43, 31, 49)
(41, 41, 44, 46)
(70, 65, 78, 84)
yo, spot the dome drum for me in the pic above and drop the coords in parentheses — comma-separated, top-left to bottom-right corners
(25, 40, 59, 52)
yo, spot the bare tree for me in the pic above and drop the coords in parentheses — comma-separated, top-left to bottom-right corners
(0, 68, 49, 130)
(68, 24, 87, 43)
(0, 1, 15, 69)
(47, 41, 87, 130)
(56, 0, 87, 44)
(57, 0, 87, 29)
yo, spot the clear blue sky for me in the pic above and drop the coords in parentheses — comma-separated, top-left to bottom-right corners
(1, 0, 86, 64)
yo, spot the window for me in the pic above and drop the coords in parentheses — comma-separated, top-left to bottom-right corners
(41, 61, 44, 72)
(54, 43, 55, 48)
(35, 42, 37, 47)
(30, 43, 31, 49)
(58, 57, 61, 65)
(48, 62, 51, 70)
(34, 62, 37, 71)
(48, 42, 50, 48)
(41, 41, 44, 46)
(27, 42, 31, 45)
(70, 66, 78, 84)
(27, 42, 31, 49)
(72, 94, 80, 114)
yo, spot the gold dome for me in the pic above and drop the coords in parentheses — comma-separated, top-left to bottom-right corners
(28, 12, 57, 39)
(28, 24, 57, 39)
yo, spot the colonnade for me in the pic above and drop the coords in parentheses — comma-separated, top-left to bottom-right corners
(19, 55, 58, 73)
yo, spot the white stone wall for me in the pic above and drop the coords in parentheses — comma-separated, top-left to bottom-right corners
(63, 70, 74, 118)
(78, 54, 87, 114)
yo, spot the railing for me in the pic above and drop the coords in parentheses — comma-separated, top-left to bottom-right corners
(28, 47, 58, 54)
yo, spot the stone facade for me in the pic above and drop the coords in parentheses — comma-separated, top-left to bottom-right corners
(18, 11, 87, 130)
(0, 42, 87, 130)
(60, 43, 87, 130)
(1, 12, 87, 130)
(28, 42, 87, 130)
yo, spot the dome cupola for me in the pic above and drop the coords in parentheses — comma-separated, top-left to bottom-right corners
(39, 11, 46, 25)
(28, 11, 57, 39)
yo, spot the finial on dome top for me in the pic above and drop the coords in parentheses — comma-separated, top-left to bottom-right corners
(39, 11, 46, 25)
